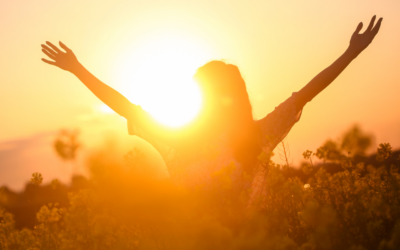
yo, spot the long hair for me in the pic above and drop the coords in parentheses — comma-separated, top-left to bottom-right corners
(192, 60, 261, 168)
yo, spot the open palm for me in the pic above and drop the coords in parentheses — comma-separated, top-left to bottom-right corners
(41, 41, 79, 72)
(349, 16, 383, 56)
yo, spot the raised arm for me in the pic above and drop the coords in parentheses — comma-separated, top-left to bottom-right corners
(41, 41, 186, 147)
(41, 41, 133, 118)
(295, 16, 383, 109)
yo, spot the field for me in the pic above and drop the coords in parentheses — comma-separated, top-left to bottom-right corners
(1, 126, 400, 250)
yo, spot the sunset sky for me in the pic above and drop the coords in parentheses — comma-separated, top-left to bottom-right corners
(1, 0, 400, 190)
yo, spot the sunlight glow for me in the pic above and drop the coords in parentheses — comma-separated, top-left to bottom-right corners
(99, 104, 114, 114)
(113, 31, 211, 127)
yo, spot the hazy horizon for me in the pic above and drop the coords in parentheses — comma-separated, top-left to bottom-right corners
(1, 0, 400, 190)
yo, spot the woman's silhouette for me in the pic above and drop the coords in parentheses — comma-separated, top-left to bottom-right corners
(41, 16, 382, 204)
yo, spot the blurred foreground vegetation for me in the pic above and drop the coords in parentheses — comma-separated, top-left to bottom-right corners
(1, 125, 400, 250)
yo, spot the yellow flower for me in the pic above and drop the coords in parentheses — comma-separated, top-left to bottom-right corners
(30, 172, 43, 186)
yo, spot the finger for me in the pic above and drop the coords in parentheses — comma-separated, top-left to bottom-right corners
(41, 44, 57, 56)
(366, 15, 376, 32)
(42, 49, 56, 60)
(42, 48, 57, 59)
(59, 41, 71, 52)
(354, 22, 363, 34)
(41, 58, 57, 66)
(371, 17, 383, 37)
(42, 45, 58, 56)
(46, 41, 62, 54)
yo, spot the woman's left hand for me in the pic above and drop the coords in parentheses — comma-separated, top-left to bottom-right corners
(41, 41, 80, 73)
(348, 15, 383, 57)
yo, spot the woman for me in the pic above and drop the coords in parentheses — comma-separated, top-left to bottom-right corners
(41, 16, 382, 204)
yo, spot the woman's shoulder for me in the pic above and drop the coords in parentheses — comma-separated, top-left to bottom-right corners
(255, 92, 301, 125)
(254, 92, 303, 149)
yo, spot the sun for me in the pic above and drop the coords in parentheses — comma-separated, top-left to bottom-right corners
(112, 31, 211, 127)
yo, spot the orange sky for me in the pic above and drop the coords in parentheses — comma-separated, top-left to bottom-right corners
(1, 0, 400, 190)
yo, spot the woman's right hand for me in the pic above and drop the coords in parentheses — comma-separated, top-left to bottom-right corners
(348, 16, 382, 57)
(41, 41, 80, 73)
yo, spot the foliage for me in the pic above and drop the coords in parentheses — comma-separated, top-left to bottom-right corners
(1, 126, 400, 249)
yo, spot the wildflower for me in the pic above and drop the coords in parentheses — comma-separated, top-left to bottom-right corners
(302, 150, 313, 160)
(30, 173, 43, 186)
(341, 156, 354, 170)
(376, 143, 392, 161)
(37, 205, 62, 223)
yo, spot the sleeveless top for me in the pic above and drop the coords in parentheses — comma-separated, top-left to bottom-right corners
(127, 92, 303, 203)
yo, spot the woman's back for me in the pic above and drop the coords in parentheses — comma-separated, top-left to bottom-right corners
(127, 91, 303, 201)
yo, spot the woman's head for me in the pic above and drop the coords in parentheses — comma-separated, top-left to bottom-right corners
(193, 61, 253, 127)
(193, 61, 261, 167)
